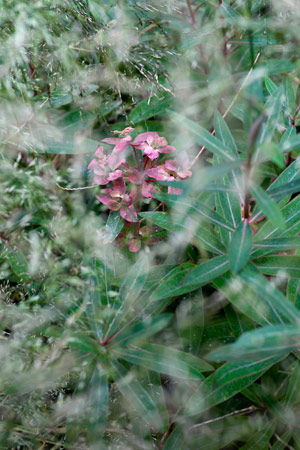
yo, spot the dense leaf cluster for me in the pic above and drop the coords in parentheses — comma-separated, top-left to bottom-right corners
(1, 0, 300, 449)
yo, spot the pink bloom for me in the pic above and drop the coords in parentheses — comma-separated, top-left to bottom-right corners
(97, 179, 138, 223)
(133, 133, 175, 160)
(141, 181, 157, 198)
(145, 166, 175, 181)
(132, 132, 159, 146)
(164, 156, 192, 179)
(102, 135, 132, 170)
(88, 146, 124, 185)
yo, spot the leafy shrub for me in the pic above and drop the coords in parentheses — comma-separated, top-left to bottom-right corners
(1, 0, 300, 449)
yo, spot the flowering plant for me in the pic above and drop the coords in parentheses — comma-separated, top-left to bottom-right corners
(88, 127, 192, 251)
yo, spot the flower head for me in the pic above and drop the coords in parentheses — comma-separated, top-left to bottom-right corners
(133, 132, 175, 160)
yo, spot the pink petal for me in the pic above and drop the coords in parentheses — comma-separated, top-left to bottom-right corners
(159, 145, 176, 154)
(145, 167, 174, 181)
(93, 176, 110, 185)
(144, 146, 160, 160)
(113, 136, 132, 153)
(120, 204, 138, 222)
(128, 239, 141, 252)
(127, 169, 143, 184)
(113, 177, 126, 195)
(164, 159, 178, 172)
(168, 186, 183, 195)
(132, 132, 159, 146)
(108, 151, 126, 170)
(177, 168, 192, 179)
(88, 158, 97, 170)
(107, 169, 123, 181)
(97, 195, 120, 211)
(142, 182, 156, 198)
(95, 146, 105, 158)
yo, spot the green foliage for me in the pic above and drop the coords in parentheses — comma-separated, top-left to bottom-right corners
(1, 0, 300, 448)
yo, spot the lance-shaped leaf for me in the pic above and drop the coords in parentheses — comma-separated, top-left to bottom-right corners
(150, 256, 229, 302)
(280, 134, 300, 154)
(253, 255, 300, 278)
(285, 360, 300, 408)
(287, 278, 300, 308)
(87, 364, 109, 443)
(240, 421, 275, 450)
(255, 194, 300, 242)
(139, 211, 226, 255)
(214, 111, 238, 157)
(250, 182, 286, 231)
(265, 77, 278, 95)
(269, 179, 300, 201)
(155, 193, 235, 233)
(104, 253, 149, 338)
(184, 355, 283, 416)
(169, 111, 237, 161)
(108, 314, 172, 347)
(252, 236, 300, 257)
(114, 344, 213, 379)
(105, 210, 124, 243)
(229, 220, 253, 273)
(129, 91, 173, 123)
(207, 325, 300, 361)
(113, 361, 166, 431)
(238, 264, 300, 325)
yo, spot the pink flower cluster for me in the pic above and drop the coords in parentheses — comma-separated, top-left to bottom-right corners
(88, 127, 192, 251)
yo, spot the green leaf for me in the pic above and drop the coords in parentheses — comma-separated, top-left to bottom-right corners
(256, 86, 283, 148)
(287, 278, 300, 308)
(155, 193, 235, 233)
(115, 344, 213, 379)
(253, 255, 300, 277)
(113, 361, 166, 431)
(184, 355, 283, 415)
(164, 426, 184, 450)
(265, 77, 278, 95)
(214, 275, 276, 326)
(214, 111, 238, 156)
(130, 92, 173, 124)
(150, 256, 229, 302)
(139, 211, 226, 255)
(269, 178, 300, 201)
(176, 293, 204, 353)
(207, 325, 300, 361)
(3, 246, 28, 280)
(280, 134, 300, 154)
(67, 334, 105, 355)
(270, 431, 293, 450)
(219, 1, 242, 24)
(240, 421, 275, 449)
(119, 253, 149, 304)
(252, 236, 300, 257)
(255, 194, 300, 241)
(104, 254, 149, 339)
(285, 360, 300, 408)
(105, 210, 124, 243)
(250, 182, 286, 231)
(85, 281, 103, 342)
(238, 264, 300, 325)
(108, 314, 172, 347)
(87, 364, 108, 442)
(169, 111, 237, 161)
(229, 220, 253, 273)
